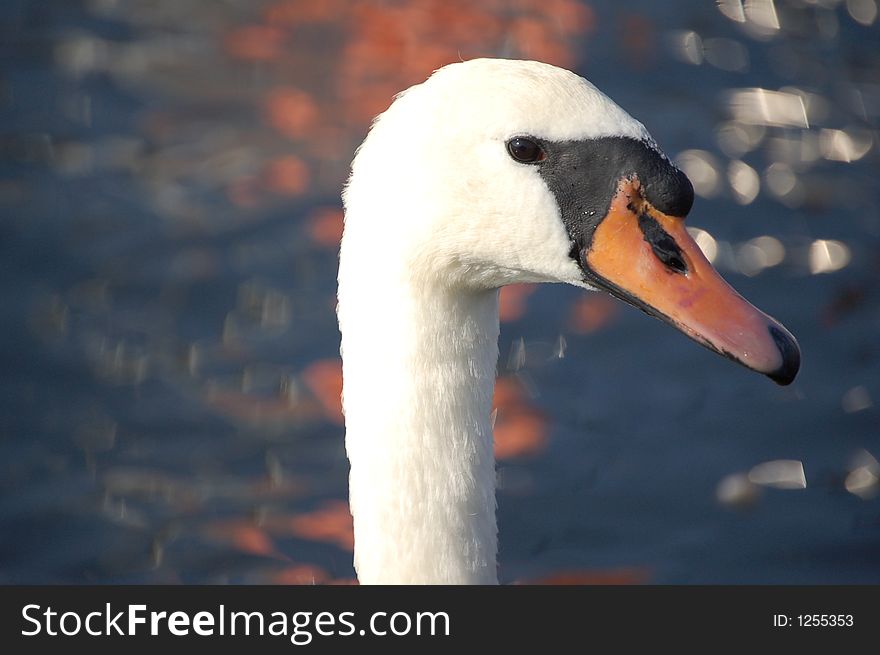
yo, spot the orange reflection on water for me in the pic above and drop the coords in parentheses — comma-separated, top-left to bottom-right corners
(493, 376, 548, 460)
(337, 0, 594, 122)
(499, 284, 536, 323)
(265, 87, 320, 140)
(568, 293, 619, 334)
(271, 564, 332, 585)
(202, 518, 286, 560)
(281, 499, 355, 552)
(302, 358, 344, 424)
(221, 0, 598, 212)
(307, 207, 344, 248)
(522, 566, 650, 584)
(264, 155, 311, 196)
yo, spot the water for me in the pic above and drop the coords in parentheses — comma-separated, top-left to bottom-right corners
(1, 0, 878, 584)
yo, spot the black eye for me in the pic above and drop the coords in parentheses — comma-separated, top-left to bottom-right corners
(506, 137, 545, 164)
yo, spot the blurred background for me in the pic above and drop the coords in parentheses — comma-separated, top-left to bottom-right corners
(1, 0, 878, 584)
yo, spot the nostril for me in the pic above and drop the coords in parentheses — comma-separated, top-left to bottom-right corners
(658, 249, 687, 274)
(637, 213, 688, 275)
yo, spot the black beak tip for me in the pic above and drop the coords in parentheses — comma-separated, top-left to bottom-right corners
(766, 325, 801, 386)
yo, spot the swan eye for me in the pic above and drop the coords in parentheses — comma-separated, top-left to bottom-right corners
(506, 137, 545, 164)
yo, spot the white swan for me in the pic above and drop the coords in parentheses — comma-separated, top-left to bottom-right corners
(337, 58, 799, 584)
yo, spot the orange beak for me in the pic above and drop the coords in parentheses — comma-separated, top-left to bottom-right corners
(582, 178, 800, 385)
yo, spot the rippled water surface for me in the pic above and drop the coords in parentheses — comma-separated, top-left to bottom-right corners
(1, 0, 879, 584)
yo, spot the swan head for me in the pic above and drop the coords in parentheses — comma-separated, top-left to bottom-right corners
(342, 58, 800, 385)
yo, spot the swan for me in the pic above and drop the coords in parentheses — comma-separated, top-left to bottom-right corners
(337, 58, 800, 584)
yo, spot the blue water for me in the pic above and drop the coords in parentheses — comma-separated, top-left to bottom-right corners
(1, 0, 878, 584)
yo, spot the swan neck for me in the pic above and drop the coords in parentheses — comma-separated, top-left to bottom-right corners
(339, 274, 500, 584)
